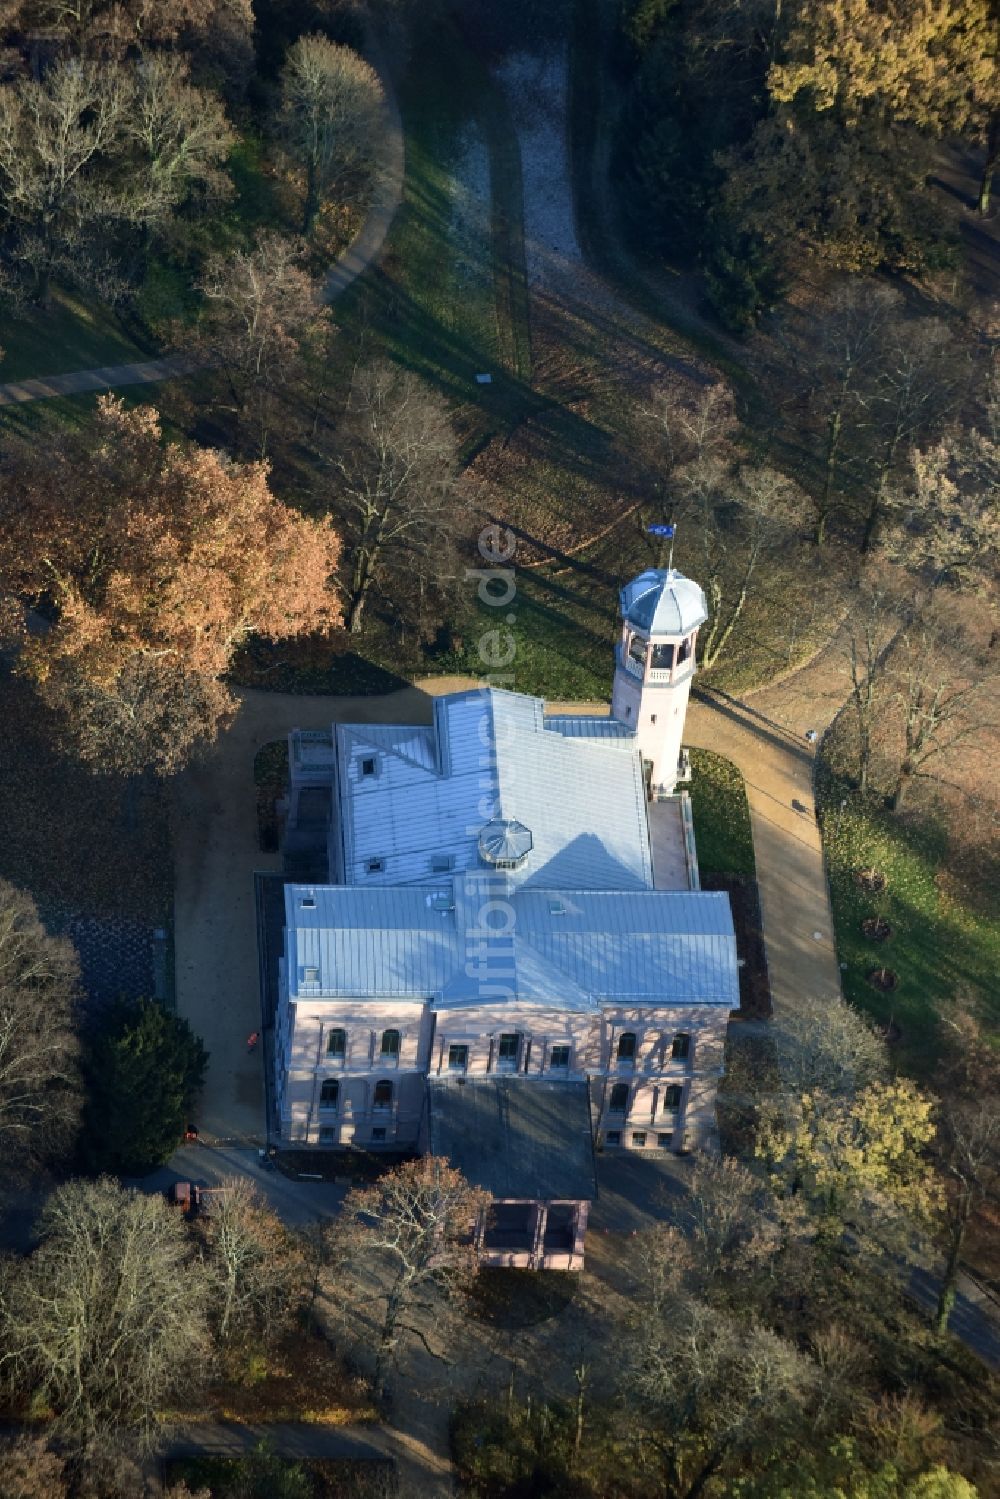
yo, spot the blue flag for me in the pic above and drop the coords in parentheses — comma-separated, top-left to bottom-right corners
(647, 523, 675, 538)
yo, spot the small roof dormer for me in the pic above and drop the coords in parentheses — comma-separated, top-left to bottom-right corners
(621, 569, 708, 637)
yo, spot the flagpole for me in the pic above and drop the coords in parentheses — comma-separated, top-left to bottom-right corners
(667, 522, 676, 574)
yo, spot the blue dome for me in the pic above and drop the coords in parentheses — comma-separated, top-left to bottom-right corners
(621, 569, 708, 636)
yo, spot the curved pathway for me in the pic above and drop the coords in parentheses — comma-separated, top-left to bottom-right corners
(0, 31, 404, 411)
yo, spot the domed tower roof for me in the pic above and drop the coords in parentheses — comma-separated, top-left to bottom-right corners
(620, 569, 708, 636)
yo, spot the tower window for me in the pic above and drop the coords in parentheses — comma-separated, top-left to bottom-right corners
(628, 634, 646, 666)
(677, 636, 692, 665)
(651, 642, 674, 670)
(649, 714, 657, 725)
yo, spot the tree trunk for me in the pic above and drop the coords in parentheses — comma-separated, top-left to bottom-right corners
(373, 1286, 402, 1403)
(891, 763, 914, 811)
(302, 160, 320, 236)
(978, 115, 998, 216)
(935, 1211, 967, 1336)
(347, 555, 374, 633)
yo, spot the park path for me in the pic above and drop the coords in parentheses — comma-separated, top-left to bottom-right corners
(0, 29, 404, 411)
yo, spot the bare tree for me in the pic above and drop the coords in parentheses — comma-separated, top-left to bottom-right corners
(279, 34, 384, 236)
(844, 581, 903, 795)
(934, 1095, 1000, 1334)
(0, 58, 129, 301)
(325, 360, 465, 634)
(183, 232, 333, 457)
(623, 1294, 818, 1499)
(0, 880, 81, 1181)
(887, 612, 996, 811)
(886, 427, 1000, 593)
(199, 1177, 305, 1345)
(123, 54, 234, 228)
(0, 1177, 212, 1449)
(858, 316, 962, 554)
(335, 1157, 491, 1402)
(693, 463, 807, 669)
(768, 995, 888, 1103)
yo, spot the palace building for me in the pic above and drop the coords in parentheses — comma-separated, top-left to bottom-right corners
(271, 569, 740, 1268)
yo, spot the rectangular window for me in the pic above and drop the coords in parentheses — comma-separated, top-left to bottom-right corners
(371, 1127, 387, 1142)
(671, 1033, 691, 1061)
(632, 1131, 647, 1147)
(366, 857, 385, 875)
(497, 1033, 519, 1071)
(548, 1044, 570, 1070)
(605, 1130, 621, 1147)
(326, 1029, 346, 1059)
(360, 756, 377, 778)
(658, 1132, 673, 1148)
(448, 1044, 469, 1071)
(319, 1127, 336, 1143)
(431, 854, 454, 872)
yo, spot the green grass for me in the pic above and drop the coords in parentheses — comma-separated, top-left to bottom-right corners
(0, 285, 154, 383)
(818, 763, 1000, 1076)
(687, 748, 756, 879)
(334, 17, 533, 432)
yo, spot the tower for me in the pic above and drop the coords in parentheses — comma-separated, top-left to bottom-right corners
(611, 568, 708, 798)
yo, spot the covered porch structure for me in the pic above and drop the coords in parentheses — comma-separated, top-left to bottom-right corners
(427, 1077, 597, 1271)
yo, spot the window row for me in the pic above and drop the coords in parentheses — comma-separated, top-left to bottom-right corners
(319, 1078, 394, 1111)
(325, 1027, 401, 1060)
(608, 1082, 682, 1114)
(605, 1130, 673, 1148)
(616, 1031, 690, 1064)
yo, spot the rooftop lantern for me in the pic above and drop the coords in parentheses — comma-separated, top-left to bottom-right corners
(478, 817, 533, 871)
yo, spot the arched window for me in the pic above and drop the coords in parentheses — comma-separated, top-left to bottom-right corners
(380, 1029, 400, 1059)
(617, 1032, 637, 1064)
(320, 1079, 339, 1109)
(663, 1084, 683, 1112)
(373, 1080, 393, 1108)
(671, 1033, 691, 1061)
(326, 1028, 346, 1059)
(628, 633, 646, 667)
(609, 1083, 629, 1113)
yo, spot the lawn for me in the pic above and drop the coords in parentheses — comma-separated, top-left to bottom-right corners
(817, 762, 1000, 1077)
(0, 285, 154, 383)
(334, 16, 532, 431)
(686, 748, 756, 880)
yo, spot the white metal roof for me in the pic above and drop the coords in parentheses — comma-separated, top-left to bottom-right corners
(284, 880, 739, 1010)
(621, 569, 708, 636)
(334, 689, 653, 891)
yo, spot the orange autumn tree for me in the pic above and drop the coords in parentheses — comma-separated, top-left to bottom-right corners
(0, 396, 341, 773)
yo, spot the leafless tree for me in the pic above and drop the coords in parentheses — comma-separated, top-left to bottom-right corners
(693, 463, 808, 669)
(844, 581, 904, 795)
(279, 34, 384, 236)
(887, 612, 996, 811)
(0, 880, 81, 1181)
(324, 360, 466, 634)
(0, 58, 129, 301)
(183, 231, 333, 457)
(335, 1157, 491, 1402)
(886, 426, 1000, 593)
(934, 1094, 1000, 1334)
(768, 995, 889, 1104)
(623, 1294, 818, 1499)
(0, 1177, 212, 1450)
(199, 1177, 305, 1345)
(122, 54, 234, 228)
(857, 316, 963, 554)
